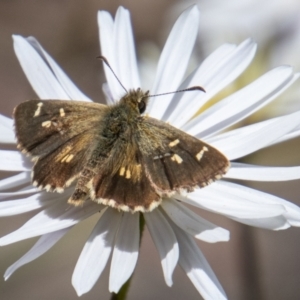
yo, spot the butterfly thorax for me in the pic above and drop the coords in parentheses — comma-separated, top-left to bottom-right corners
(101, 88, 149, 138)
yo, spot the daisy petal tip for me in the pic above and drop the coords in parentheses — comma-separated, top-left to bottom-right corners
(108, 283, 121, 294)
(12, 34, 23, 40)
(164, 276, 173, 287)
(72, 280, 86, 297)
(196, 228, 230, 243)
(3, 271, 11, 281)
(117, 5, 127, 12)
(189, 4, 200, 14)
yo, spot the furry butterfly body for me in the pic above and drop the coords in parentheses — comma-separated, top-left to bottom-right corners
(14, 89, 230, 212)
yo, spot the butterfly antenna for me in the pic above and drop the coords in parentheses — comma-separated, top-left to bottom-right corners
(97, 55, 128, 93)
(146, 86, 206, 98)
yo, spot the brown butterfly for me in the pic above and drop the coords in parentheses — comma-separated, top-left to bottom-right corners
(13, 60, 230, 213)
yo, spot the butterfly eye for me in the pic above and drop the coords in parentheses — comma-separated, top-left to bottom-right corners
(138, 100, 146, 114)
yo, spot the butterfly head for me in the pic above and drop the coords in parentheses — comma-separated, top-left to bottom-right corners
(120, 88, 149, 115)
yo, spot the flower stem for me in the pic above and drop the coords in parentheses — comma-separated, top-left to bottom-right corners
(110, 213, 145, 300)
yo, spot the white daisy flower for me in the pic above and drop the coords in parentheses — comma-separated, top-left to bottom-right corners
(1, 5, 300, 300)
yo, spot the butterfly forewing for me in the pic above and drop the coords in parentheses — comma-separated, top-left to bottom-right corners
(14, 100, 108, 192)
(139, 117, 230, 192)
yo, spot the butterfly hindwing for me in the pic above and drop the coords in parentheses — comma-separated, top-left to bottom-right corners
(14, 99, 109, 192)
(90, 137, 161, 212)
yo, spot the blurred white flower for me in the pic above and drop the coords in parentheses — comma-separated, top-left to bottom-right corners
(1, 5, 300, 300)
(174, 0, 300, 62)
(172, 0, 300, 117)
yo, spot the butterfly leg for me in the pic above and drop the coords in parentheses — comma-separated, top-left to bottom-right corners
(68, 168, 96, 205)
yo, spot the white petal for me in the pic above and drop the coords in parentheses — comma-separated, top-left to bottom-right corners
(161, 199, 229, 243)
(0, 126, 15, 144)
(72, 208, 121, 296)
(212, 181, 300, 227)
(0, 172, 31, 191)
(26, 37, 92, 101)
(172, 225, 227, 300)
(0, 115, 15, 144)
(230, 215, 290, 230)
(113, 7, 140, 90)
(185, 66, 299, 138)
(0, 114, 13, 129)
(109, 212, 139, 293)
(0, 201, 98, 246)
(0, 193, 49, 216)
(0, 187, 39, 199)
(144, 208, 179, 286)
(98, 7, 140, 100)
(273, 124, 300, 145)
(208, 110, 300, 160)
(179, 185, 286, 219)
(147, 5, 199, 119)
(102, 83, 115, 105)
(0, 150, 31, 171)
(4, 228, 69, 280)
(98, 10, 121, 101)
(13, 35, 71, 99)
(167, 39, 257, 128)
(225, 162, 300, 181)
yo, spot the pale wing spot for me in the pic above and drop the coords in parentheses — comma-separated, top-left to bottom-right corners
(126, 169, 131, 179)
(61, 154, 74, 163)
(119, 167, 126, 176)
(134, 164, 141, 180)
(196, 146, 209, 161)
(171, 154, 183, 164)
(66, 154, 74, 163)
(196, 151, 204, 161)
(215, 174, 222, 180)
(59, 108, 66, 117)
(131, 164, 142, 182)
(169, 139, 180, 147)
(32, 180, 38, 186)
(54, 146, 72, 163)
(33, 102, 43, 117)
(61, 155, 68, 163)
(42, 120, 52, 128)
